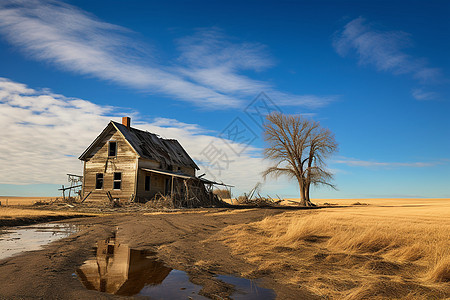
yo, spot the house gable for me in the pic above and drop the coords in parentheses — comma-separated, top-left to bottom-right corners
(81, 127, 140, 202)
(79, 122, 139, 161)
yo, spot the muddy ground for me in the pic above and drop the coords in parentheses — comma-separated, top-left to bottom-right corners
(0, 208, 317, 300)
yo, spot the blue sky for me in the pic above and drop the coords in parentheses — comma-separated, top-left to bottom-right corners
(0, 0, 449, 198)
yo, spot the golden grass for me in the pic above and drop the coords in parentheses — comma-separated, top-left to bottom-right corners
(321, 197, 449, 206)
(0, 207, 95, 220)
(218, 199, 450, 299)
(143, 210, 211, 215)
(209, 209, 257, 216)
(222, 197, 449, 207)
(0, 196, 57, 206)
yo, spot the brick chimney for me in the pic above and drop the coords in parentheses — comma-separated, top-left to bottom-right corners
(122, 116, 131, 130)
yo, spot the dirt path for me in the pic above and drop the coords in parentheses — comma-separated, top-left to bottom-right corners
(0, 208, 317, 299)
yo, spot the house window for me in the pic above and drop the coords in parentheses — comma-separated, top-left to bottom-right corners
(113, 172, 122, 190)
(145, 175, 151, 191)
(109, 141, 117, 157)
(95, 173, 103, 189)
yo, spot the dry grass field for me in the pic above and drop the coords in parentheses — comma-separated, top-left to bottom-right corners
(0, 207, 96, 227)
(218, 198, 450, 299)
(312, 198, 449, 207)
(0, 207, 86, 218)
(0, 197, 448, 298)
(0, 196, 57, 206)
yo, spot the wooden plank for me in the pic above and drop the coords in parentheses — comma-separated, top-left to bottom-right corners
(81, 191, 92, 203)
(58, 184, 82, 191)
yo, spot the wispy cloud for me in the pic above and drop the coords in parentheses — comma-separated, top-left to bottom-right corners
(333, 157, 442, 168)
(0, 0, 334, 109)
(0, 77, 271, 194)
(177, 28, 274, 72)
(175, 28, 337, 108)
(411, 88, 438, 101)
(333, 17, 443, 85)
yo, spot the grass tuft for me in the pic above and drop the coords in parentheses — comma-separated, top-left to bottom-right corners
(218, 199, 450, 299)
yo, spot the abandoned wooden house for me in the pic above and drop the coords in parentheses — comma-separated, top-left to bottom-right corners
(79, 117, 227, 206)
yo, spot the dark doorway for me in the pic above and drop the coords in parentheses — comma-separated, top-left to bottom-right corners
(164, 178, 171, 195)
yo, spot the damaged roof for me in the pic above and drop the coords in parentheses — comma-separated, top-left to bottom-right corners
(79, 121, 199, 170)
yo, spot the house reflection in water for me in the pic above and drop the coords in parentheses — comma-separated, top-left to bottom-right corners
(76, 237, 172, 296)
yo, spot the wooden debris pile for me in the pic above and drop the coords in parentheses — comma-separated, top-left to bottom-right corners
(236, 182, 283, 207)
(146, 178, 226, 208)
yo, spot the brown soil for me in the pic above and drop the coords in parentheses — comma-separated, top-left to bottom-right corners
(0, 208, 316, 299)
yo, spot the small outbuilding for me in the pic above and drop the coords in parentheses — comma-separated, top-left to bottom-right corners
(79, 117, 227, 206)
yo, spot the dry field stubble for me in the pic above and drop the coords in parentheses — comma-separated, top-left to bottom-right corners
(0, 196, 56, 206)
(0, 207, 85, 218)
(0, 207, 97, 227)
(218, 199, 450, 299)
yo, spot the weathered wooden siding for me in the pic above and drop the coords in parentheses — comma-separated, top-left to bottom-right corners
(135, 159, 196, 200)
(179, 166, 195, 176)
(138, 158, 195, 176)
(135, 169, 168, 200)
(136, 159, 163, 200)
(83, 129, 138, 202)
(138, 158, 160, 170)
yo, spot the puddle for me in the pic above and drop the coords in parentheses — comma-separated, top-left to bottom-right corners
(77, 237, 276, 299)
(0, 223, 79, 261)
(76, 237, 206, 298)
(137, 270, 208, 299)
(216, 275, 276, 300)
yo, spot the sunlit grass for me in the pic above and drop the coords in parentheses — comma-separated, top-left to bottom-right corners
(0, 197, 56, 206)
(0, 207, 94, 219)
(219, 199, 450, 299)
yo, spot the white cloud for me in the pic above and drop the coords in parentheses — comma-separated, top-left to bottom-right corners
(0, 0, 334, 109)
(175, 28, 337, 108)
(333, 17, 442, 83)
(411, 88, 438, 101)
(0, 77, 275, 195)
(176, 28, 274, 72)
(333, 157, 441, 168)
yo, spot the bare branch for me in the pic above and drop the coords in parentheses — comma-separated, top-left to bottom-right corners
(262, 112, 338, 205)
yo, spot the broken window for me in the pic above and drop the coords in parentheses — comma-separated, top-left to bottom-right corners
(109, 141, 117, 157)
(113, 172, 122, 190)
(95, 173, 103, 189)
(145, 175, 151, 191)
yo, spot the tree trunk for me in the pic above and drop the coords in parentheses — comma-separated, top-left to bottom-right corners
(298, 179, 314, 207)
(299, 180, 313, 207)
(301, 191, 312, 206)
(304, 183, 312, 206)
(299, 196, 308, 206)
(298, 179, 308, 206)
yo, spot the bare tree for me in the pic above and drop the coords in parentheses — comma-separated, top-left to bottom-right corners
(263, 112, 338, 206)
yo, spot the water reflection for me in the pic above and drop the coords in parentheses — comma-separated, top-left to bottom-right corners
(76, 237, 172, 296)
(0, 223, 79, 261)
(77, 237, 275, 299)
(216, 274, 276, 300)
